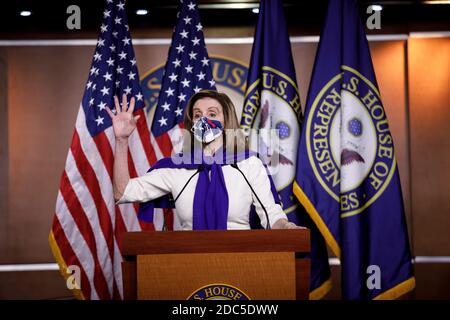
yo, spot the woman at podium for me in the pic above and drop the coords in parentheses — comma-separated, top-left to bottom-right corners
(106, 90, 301, 231)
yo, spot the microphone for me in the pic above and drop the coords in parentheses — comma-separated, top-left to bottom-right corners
(173, 168, 201, 203)
(161, 168, 201, 231)
(230, 163, 271, 230)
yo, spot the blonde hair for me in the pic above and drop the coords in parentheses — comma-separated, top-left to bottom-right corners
(183, 90, 247, 153)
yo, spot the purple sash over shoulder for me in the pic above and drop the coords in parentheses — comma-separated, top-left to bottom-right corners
(136, 149, 281, 230)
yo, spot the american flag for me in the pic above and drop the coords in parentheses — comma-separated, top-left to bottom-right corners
(49, 0, 155, 300)
(151, 0, 216, 158)
(149, 0, 216, 230)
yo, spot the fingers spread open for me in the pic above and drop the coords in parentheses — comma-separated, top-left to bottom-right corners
(128, 97, 136, 114)
(122, 93, 128, 112)
(114, 95, 121, 113)
(133, 114, 141, 122)
(105, 106, 115, 119)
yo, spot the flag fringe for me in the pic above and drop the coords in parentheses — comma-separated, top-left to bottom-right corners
(293, 181, 341, 258)
(373, 277, 416, 300)
(309, 277, 333, 300)
(48, 231, 85, 300)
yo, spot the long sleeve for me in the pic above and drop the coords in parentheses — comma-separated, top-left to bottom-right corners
(116, 168, 173, 204)
(245, 156, 288, 228)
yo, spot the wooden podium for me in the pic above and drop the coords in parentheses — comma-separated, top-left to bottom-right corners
(121, 229, 310, 300)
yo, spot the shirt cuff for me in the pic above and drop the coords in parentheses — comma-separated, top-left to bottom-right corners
(268, 208, 288, 228)
(115, 180, 133, 205)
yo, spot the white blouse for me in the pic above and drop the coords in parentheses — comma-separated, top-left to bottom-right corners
(117, 155, 287, 230)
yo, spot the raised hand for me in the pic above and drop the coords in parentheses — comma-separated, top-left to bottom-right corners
(106, 94, 141, 141)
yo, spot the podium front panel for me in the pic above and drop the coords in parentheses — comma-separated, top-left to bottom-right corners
(137, 252, 296, 300)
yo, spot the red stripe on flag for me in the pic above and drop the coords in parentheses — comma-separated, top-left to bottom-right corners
(91, 131, 129, 299)
(155, 132, 174, 158)
(92, 131, 114, 179)
(52, 216, 91, 299)
(114, 206, 127, 245)
(59, 171, 111, 300)
(139, 219, 155, 231)
(135, 109, 157, 165)
(71, 131, 122, 299)
(127, 149, 138, 179)
(71, 132, 116, 262)
(92, 132, 128, 244)
(163, 208, 174, 231)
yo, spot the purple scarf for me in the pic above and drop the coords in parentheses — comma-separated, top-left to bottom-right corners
(136, 150, 280, 230)
(193, 162, 228, 230)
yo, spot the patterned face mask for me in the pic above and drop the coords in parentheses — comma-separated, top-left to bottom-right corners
(191, 116, 223, 143)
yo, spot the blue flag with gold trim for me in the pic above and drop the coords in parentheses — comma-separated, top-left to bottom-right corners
(241, 0, 331, 299)
(294, 0, 415, 299)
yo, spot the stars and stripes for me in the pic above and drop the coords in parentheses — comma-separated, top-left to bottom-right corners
(49, 0, 155, 300)
(151, 0, 216, 159)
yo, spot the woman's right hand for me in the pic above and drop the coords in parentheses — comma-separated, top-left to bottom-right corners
(106, 94, 141, 141)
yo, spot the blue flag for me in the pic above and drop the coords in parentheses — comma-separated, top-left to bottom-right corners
(294, 0, 415, 299)
(152, 0, 216, 158)
(145, 0, 216, 230)
(241, 0, 331, 299)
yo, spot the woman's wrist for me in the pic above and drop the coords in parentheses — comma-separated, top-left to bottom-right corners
(116, 137, 129, 145)
(272, 218, 303, 229)
(273, 218, 289, 229)
(115, 137, 129, 155)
